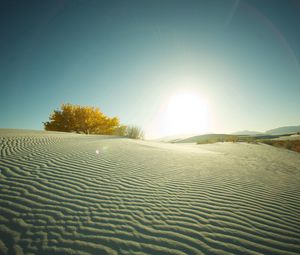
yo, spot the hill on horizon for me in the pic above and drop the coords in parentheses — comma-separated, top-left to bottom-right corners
(158, 125, 300, 143)
(265, 125, 300, 135)
(231, 130, 263, 135)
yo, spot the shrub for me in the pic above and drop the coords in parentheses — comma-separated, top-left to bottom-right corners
(259, 139, 300, 153)
(114, 125, 127, 136)
(126, 126, 144, 139)
(196, 135, 239, 144)
(44, 103, 119, 135)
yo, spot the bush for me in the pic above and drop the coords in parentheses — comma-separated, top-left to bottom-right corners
(114, 125, 127, 136)
(126, 126, 144, 139)
(259, 139, 300, 153)
(197, 135, 239, 144)
(44, 103, 119, 135)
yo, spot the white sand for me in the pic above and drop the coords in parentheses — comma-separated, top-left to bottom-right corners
(0, 129, 300, 255)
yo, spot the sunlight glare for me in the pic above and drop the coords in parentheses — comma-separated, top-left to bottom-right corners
(161, 91, 210, 137)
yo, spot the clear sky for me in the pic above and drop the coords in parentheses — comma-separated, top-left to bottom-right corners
(0, 0, 299, 138)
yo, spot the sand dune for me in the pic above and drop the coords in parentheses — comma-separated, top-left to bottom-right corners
(1, 129, 300, 255)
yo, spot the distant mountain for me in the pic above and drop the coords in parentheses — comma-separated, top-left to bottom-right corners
(156, 125, 300, 144)
(266, 125, 300, 135)
(231, 130, 263, 136)
(176, 134, 226, 143)
(154, 134, 194, 143)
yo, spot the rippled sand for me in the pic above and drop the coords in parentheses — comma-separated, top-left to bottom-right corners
(1, 129, 300, 255)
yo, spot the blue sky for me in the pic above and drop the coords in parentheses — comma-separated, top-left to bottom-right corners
(0, 0, 299, 138)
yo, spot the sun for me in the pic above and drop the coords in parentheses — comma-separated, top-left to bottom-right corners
(161, 90, 210, 137)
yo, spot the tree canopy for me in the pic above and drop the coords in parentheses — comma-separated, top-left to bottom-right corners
(44, 103, 119, 135)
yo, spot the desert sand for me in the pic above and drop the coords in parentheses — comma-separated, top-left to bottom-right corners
(0, 129, 300, 255)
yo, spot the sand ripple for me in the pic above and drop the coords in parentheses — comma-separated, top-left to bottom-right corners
(1, 130, 300, 254)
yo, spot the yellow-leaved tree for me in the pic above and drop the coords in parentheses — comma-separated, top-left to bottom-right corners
(44, 103, 119, 135)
